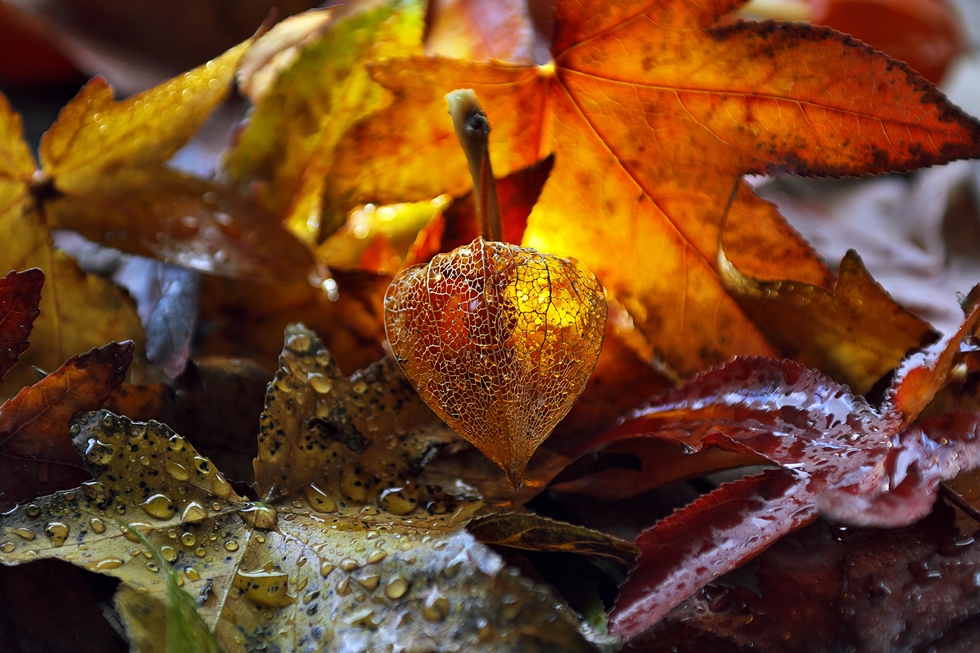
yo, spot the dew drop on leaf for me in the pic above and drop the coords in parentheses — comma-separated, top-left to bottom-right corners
(43, 522, 69, 547)
(140, 494, 177, 520)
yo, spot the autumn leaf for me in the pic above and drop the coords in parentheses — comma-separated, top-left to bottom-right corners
(224, 1, 426, 243)
(0, 324, 606, 652)
(0, 270, 134, 511)
(642, 500, 980, 652)
(0, 94, 144, 400)
(719, 247, 936, 395)
(317, 0, 980, 381)
(594, 295, 980, 639)
(0, 269, 43, 383)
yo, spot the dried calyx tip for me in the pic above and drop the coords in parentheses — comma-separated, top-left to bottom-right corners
(446, 89, 502, 242)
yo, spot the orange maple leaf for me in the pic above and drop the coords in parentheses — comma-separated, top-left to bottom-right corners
(323, 0, 980, 378)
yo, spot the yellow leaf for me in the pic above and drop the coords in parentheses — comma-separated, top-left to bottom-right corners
(224, 0, 425, 243)
(40, 41, 248, 180)
(0, 95, 145, 401)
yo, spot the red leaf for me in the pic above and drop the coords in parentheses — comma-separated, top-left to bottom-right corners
(610, 469, 816, 637)
(0, 340, 133, 511)
(0, 268, 43, 384)
(600, 301, 980, 640)
(638, 501, 980, 652)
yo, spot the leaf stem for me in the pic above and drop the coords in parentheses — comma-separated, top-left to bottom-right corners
(446, 89, 502, 242)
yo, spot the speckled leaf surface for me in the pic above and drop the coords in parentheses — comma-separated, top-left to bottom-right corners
(0, 325, 597, 652)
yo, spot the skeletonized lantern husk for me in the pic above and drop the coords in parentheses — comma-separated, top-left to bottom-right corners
(384, 237, 607, 486)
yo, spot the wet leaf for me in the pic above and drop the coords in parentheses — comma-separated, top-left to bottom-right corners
(597, 298, 980, 639)
(719, 247, 936, 395)
(0, 268, 43, 383)
(39, 42, 246, 178)
(0, 325, 596, 652)
(0, 340, 134, 511)
(385, 237, 607, 485)
(640, 500, 980, 653)
(325, 0, 980, 379)
(44, 166, 313, 282)
(117, 527, 226, 653)
(224, 1, 425, 243)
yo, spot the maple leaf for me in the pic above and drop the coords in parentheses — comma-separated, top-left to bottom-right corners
(0, 324, 630, 652)
(313, 0, 980, 382)
(591, 294, 980, 639)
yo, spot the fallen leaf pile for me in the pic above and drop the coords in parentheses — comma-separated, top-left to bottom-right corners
(3, 0, 980, 650)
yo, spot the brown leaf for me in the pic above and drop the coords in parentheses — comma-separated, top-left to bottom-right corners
(0, 340, 134, 511)
(720, 247, 937, 395)
(468, 512, 639, 572)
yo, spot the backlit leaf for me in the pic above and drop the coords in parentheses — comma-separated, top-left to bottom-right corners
(0, 94, 145, 401)
(39, 42, 247, 178)
(324, 0, 980, 378)
(224, 1, 425, 243)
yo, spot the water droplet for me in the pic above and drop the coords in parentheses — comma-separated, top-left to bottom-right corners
(304, 485, 338, 513)
(141, 494, 176, 520)
(320, 561, 335, 577)
(351, 380, 368, 394)
(181, 501, 208, 522)
(0, 542, 15, 553)
(224, 540, 240, 552)
(211, 473, 232, 499)
(161, 545, 178, 562)
(355, 574, 380, 591)
(12, 528, 35, 541)
(233, 569, 295, 607)
(292, 501, 303, 509)
(93, 558, 125, 571)
(385, 577, 410, 599)
(308, 374, 332, 394)
(195, 547, 207, 557)
(138, 455, 151, 467)
(185, 566, 201, 581)
(44, 522, 69, 547)
(181, 532, 197, 547)
(366, 551, 387, 564)
(89, 517, 106, 534)
(336, 577, 352, 596)
(116, 505, 127, 515)
(345, 608, 381, 628)
(286, 333, 311, 353)
(165, 458, 190, 481)
(422, 595, 450, 622)
(146, 562, 160, 573)
(340, 559, 359, 571)
(24, 504, 40, 518)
